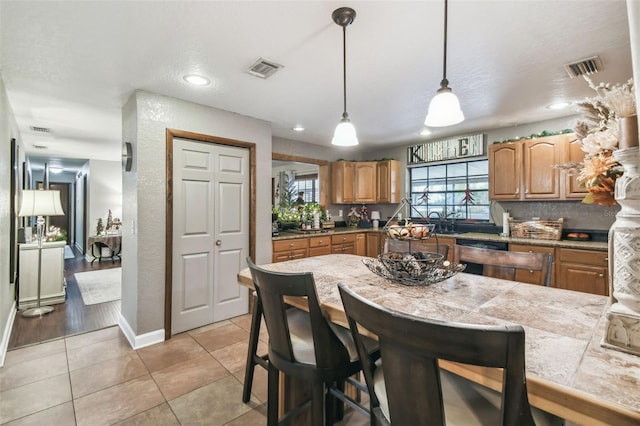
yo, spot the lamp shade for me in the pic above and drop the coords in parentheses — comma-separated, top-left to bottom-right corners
(18, 190, 64, 217)
(331, 119, 359, 146)
(370, 211, 381, 220)
(424, 88, 464, 127)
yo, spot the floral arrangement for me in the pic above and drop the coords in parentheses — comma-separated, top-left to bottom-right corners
(558, 76, 636, 206)
(45, 226, 67, 242)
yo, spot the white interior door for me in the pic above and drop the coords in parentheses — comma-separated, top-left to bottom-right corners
(172, 138, 249, 334)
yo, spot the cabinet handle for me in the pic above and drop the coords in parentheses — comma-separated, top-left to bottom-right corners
(598, 273, 604, 278)
(289, 243, 294, 247)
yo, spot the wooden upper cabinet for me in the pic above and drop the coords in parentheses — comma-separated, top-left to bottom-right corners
(489, 134, 578, 201)
(489, 142, 522, 200)
(523, 137, 562, 199)
(377, 160, 401, 204)
(331, 160, 401, 204)
(331, 161, 354, 204)
(562, 135, 588, 198)
(354, 162, 377, 203)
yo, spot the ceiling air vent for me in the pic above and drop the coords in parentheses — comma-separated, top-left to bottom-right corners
(246, 58, 283, 79)
(30, 126, 51, 133)
(564, 56, 602, 78)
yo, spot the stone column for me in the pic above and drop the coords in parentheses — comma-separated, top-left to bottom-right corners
(604, 144, 640, 355)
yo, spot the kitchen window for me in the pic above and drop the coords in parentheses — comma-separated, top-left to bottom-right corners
(409, 160, 489, 220)
(295, 174, 319, 203)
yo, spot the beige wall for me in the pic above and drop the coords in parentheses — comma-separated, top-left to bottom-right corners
(0, 75, 21, 366)
(121, 90, 272, 339)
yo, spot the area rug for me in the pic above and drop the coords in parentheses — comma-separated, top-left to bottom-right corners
(64, 245, 75, 259)
(75, 268, 121, 305)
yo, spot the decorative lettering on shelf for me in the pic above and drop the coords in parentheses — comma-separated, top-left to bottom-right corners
(407, 134, 486, 165)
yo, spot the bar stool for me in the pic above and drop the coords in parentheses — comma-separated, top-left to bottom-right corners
(242, 291, 268, 403)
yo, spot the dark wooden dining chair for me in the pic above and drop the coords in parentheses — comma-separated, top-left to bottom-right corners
(246, 258, 375, 426)
(338, 284, 563, 426)
(453, 244, 553, 286)
(385, 238, 449, 259)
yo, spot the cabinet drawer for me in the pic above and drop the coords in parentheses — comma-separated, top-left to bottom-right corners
(309, 246, 332, 257)
(559, 248, 608, 265)
(332, 243, 355, 254)
(273, 239, 308, 252)
(331, 234, 356, 244)
(309, 236, 330, 248)
(273, 248, 307, 263)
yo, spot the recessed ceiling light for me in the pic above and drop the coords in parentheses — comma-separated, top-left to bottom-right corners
(292, 125, 305, 132)
(420, 128, 432, 136)
(48, 167, 63, 174)
(547, 101, 572, 110)
(183, 74, 211, 86)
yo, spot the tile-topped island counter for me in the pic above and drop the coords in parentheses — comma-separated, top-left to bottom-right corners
(238, 254, 640, 425)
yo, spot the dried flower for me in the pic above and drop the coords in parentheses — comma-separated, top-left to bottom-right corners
(557, 76, 635, 206)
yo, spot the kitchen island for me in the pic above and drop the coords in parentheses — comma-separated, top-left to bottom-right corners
(238, 254, 639, 425)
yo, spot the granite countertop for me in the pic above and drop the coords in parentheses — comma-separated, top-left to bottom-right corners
(273, 228, 608, 251)
(238, 254, 640, 425)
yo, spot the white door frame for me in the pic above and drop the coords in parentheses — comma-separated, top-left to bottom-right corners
(165, 128, 256, 339)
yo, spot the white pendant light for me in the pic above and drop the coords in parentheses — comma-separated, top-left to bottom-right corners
(424, 0, 464, 128)
(331, 7, 359, 147)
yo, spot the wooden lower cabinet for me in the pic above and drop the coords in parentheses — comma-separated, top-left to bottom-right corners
(355, 233, 367, 256)
(509, 243, 556, 287)
(557, 248, 609, 296)
(366, 233, 382, 257)
(272, 239, 308, 263)
(331, 234, 356, 254)
(308, 236, 331, 257)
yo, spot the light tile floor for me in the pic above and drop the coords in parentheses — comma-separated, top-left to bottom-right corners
(0, 314, 368, 425)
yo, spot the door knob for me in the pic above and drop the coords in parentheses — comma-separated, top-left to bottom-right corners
(215, 240, 222, 246)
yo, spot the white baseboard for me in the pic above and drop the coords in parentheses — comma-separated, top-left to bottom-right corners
(118, 312, 164, 350)
(0, 302, 17, 367)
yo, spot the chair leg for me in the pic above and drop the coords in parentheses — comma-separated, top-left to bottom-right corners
(312, 383, 325, 426)
(267, 363, 280, 426)
(242, 292, 264, 403)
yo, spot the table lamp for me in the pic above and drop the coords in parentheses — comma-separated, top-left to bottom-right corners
(18, 189, 64, 317)
(370, 211, 381, 229)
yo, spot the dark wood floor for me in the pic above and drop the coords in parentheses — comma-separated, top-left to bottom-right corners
(8, 246, 121, 350)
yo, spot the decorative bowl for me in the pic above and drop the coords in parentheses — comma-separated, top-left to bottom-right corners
(362, 256, 465, 286)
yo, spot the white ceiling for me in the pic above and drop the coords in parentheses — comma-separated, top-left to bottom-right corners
(0, 1, 633, 172)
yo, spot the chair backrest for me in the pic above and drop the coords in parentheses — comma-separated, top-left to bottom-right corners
(385, 239, 449, 259)
(453, 244, 553, 286)
(338, 284, 536, 426)
(246, 257, 350, 370)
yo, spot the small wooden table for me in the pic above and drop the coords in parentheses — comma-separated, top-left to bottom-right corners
(238, 254, 640, 425)
(88, 235, 121, 263)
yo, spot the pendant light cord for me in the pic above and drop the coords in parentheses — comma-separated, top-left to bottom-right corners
(342, 24, 348, 119)
(441, 0, 449, 87)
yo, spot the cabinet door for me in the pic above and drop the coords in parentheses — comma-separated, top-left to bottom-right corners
(557, 248, 608, 295)
(354, 162, 377, 203)
(557, 263, 608, 295)
(523, 138, 562, 199)
(331, 161, 354, 204)
(562, 135, 588, 198)
(355, 233, 367, 256)
(18, 243, 65, 308)
(489, 143, 522, 200)
(366, 233, 381, 257)
(376, 160, 401, 204)
(509, 243, 555, 287)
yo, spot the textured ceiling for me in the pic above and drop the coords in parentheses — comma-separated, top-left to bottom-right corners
(0, 1, 633, 171)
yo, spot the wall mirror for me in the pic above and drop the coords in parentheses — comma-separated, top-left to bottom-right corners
(272, 153, 329, 210)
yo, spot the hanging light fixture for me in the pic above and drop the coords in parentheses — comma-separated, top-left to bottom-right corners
(424, 0, 464, 127)
(331, 7, 358, 146)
